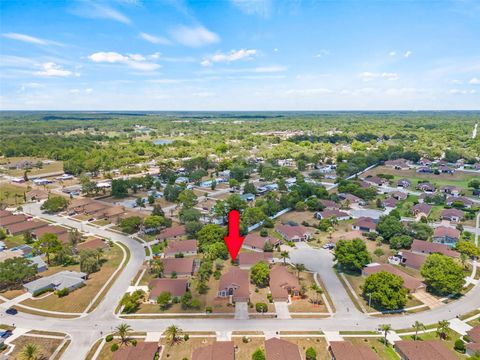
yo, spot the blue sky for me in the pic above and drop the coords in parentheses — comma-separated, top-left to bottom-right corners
(1, 0, 479, 110)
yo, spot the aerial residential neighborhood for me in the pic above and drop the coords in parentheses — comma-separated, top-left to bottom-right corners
(1, 1, 480, 360)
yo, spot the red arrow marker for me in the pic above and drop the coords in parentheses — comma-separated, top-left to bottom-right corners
(224, 209, 244, 261)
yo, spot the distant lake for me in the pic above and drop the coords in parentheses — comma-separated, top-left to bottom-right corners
(153, 139, 173, 145)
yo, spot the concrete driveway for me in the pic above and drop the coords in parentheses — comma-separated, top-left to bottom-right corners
(274, 301, 291, 319)
(234, 302, 249, 320)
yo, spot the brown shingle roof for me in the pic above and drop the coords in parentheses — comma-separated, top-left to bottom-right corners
(275, 224, 311, 241)
(412, 203, 432, 216)
(467, 326, 480, 343)
(6, 221, 48, 235)
(329, 341, 379, 360)
(441, 208, 464, 220)
(0, 210, 12, 218)
(269, 266, 300, 301)
(265, 338, 302, 360)
(238, 252, 273, 266)
(148, 278, 188, 299)
(318, 209, 350, 219)
(164, 239, 198, 256)
(161, 258, 195, 275)
(78, 237, 108, 250)
(157, 225, 187, 240)
(0, 214, 27, 226)
(363, 263, 425, 292)
(411, 240, 459, 258)
(218, 268, 250, 302)
(433, 226, 460, 239)
(112, 342, 159, 360)
(401, 251, 427, 269)
(394, 340, 457, 360)
(192, 341, 234, 360)
(32, 225, 68, 238)
(243, 233, 279, 249)
(320, 199, 339, 209)
(354, 217, 377, 231)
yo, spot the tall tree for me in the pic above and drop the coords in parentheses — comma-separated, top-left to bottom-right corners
(33, 233, 62, 265)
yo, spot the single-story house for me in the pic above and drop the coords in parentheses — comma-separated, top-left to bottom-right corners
(237, 252, 273, 269)
(275, 224, 312, 242)
(383, 197, 398, 208)
(400, 251, 427, 270)
(265, 338, 302, 360)
(164, 239, 198, 257)
(466, 326, 480, 357)
(397, 179, 411, 188)
(329, 341, 379, 360)
(0, 210, 12, 217)
(31, 225, 68, 239)
(385, 159, 410, 170)
(148, 278, 188, 302)
(28, 256, 48, 273)
(339, 193, 366, 206)
(242, 233, 280, 252)
(410, 239, 459, 258)
(218, 268, 250, 302)
(192, 341, 235, 360)
(362, 263, 425, 293)
(320, 199, 340, 209)
(391, 191, 408, 201)
(5, 221, 48, 236)
(446, 196, 473, 209)
(438, 165, 454, 174)
(315, 209, 350, 221)
(0, 214, 27, 227)
(24, 270, 87, 295)
(26, 189, 49, 202)
(432, 226, 461, 247)
(77, 237, 109, 251)
(363, 176, 387, 187)
(240, 193, 255, 202)
(161, 257, 196, 277)
(112, 342, 160, 360)
(412, 203, 432, 218)
(352, 217, 377, 233)
(416, 183, 436, 193)
(269, 265, 300, 302)
(157, 225, 187, 241)
(416, 166, 433, 173)
(419, 157, 433, 166)
(394, 340, 457, 360)
(440, 208, 464, 222)
(440, 186, 461, 197)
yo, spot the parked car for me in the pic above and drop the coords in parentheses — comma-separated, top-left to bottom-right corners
(5, 308, 17, 315)
(0, 330, 12, 338)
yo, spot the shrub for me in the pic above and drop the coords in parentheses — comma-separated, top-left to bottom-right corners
(260, 228, 268, 237)
(267, 293, 273, 303)
(205, 306, 212, 313)
(242, 336, 249, 343)
(252, 349, 265, 360)
(374, 248, 384, 257)
(110, 343, 119, 352)
(184, 334, 189, 341)
(454, 339, 465, 353)
(306, 347, 317, 360)
(105, 335, 114, 342)
(55, 288, 69, 297)
(131, 339, 137, 346)
(256, 302, 268, 313)
(463, 335, 471, 342)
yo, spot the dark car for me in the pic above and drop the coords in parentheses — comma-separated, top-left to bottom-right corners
(0, 330, 12, 338)
(5, 308, 17, 315)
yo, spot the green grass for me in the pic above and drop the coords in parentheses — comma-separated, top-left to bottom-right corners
(400, 328, 466, 359)
(3, 234, 25, 248)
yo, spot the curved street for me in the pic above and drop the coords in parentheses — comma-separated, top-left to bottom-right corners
(1, 203, 478, 360)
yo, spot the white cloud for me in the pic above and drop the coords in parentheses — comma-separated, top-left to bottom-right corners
(139, 32, 171, 45)
(201, 49, 257, 66)
(2, 32, 48, 45)
(469, 77, 480, 85)
(230, 0, 272, 17)
(286, 88, 333, 95)
(88, 51, 161, 71)
(404, 50, 412, 58)
(359, 72, 399, 81)
(34, 62, 73, 77)
(389, 51, 397, 56)
(171, 25, 220, 47)
(192, 91, 216, 97)
(314, 49, 330, 58)
(71, 3, 131, 24)
(449, 88, 476, 94)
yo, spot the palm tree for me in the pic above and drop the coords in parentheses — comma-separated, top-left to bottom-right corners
(310, 284, 323, 305)
(165, 324, 183, 345)
(327, 227, 334, 240)
(149, 258, 164, 277)
(379, 324, 391, 346)
(413, 321, 425, 340)
(294, 263, 306, 280)
(115, 323, 133, 346)
(20, 343, 40, 360)
(460, 253, 468, 269)
(436, 320, 449, 340)
(280, 251, 289, 265)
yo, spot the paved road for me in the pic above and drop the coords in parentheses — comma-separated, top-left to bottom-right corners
(1, 203, 478, 360)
